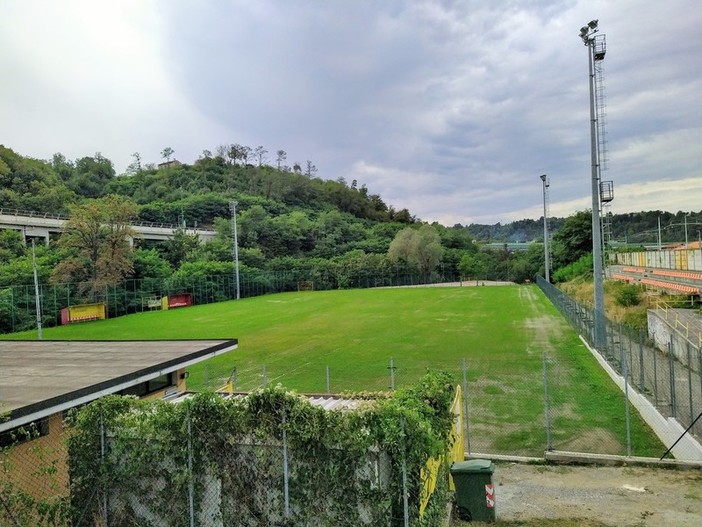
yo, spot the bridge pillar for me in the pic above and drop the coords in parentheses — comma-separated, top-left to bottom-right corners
(23, 226, 51, 246)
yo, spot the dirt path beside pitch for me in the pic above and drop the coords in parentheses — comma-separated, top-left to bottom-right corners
(487, 462, 702, 526)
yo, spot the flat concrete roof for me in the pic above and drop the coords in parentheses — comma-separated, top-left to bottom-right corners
(0, 339, 237, 432)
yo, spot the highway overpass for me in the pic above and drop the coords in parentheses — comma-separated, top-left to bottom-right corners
(0, 209, 216, 245)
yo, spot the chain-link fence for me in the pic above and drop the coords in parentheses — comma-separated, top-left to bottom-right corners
(538, 277, 702, 444)
(1, 270, 472, 334)
(6, 278, 702, 525)
(1, 349, 680, 527)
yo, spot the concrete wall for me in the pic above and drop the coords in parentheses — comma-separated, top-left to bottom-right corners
(648, 310, 699, 371)
(581, 336, 702, 462)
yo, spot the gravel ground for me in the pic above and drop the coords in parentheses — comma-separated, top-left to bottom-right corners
(489, 462, 702, 526)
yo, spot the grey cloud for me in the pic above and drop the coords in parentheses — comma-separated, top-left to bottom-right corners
(1, 0, 700, 226)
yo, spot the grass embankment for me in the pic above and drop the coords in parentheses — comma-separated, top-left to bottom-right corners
(559, 277, 665, 329)
(6, 285, 664, 456)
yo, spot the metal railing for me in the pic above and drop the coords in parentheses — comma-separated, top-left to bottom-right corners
(0, 207, 213, 232)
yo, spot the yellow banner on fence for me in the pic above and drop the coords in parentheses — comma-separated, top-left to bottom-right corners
(418, 384, 464, 517)
(68, 303, 106, 322)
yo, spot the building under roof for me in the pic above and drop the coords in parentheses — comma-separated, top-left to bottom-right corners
(0, 339, 238, 434)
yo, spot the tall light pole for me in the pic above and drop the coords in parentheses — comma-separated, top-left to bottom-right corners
(540, 174, 550, 282)
(580, 19, 606, 349)
(230, 201, 240, 300)
(685, 212, 690, 247)
(31, 239, 43, 340)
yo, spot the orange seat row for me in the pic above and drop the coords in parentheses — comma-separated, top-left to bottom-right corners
(622, 267, 645, 274)
(639, 278, 701, 294)
(651, 268, 702, 281)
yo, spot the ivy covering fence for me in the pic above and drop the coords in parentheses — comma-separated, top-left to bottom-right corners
(67, 372, 457, 527)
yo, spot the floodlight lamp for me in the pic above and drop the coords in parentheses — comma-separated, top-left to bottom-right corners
(540, 174, 547, 182)
(580, 26, 589, 35)
(588, 19, 598, 29)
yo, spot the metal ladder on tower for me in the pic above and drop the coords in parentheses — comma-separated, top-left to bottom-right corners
(593, 34, 614, 265)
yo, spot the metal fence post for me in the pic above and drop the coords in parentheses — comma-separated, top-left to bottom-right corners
(638, 329, 645, 392)
(100, 410, 108, 527)
(462, 358, 471, 454)
(627, 326, 634, 385)
(400, 416, 409, 527)
(622, 348, 632, 457)
(282, 411, 290, 519)
(669, 338, 677, 418)
(653, 338, 658, 406)
(542, 353, 552, 451)
(687, 342, 694, 425)
(389, 357, 396, 391)
(326, 365, 331, 394)
(187, 410, 195, 527)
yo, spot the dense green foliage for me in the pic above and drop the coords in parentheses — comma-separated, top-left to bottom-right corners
(0, 146, 553, 333)
(67, 373, 456, 526)
(2, 144, 699, 322)
(552, 253, 593, 283)
(613, 283, 643, 307)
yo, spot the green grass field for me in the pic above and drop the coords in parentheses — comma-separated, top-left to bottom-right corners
(6, 285, 664, 456)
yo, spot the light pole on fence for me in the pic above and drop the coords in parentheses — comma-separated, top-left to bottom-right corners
(540, 174, 550, 282)
(230, 201, 240, 300)
(579, 19, 607, 349)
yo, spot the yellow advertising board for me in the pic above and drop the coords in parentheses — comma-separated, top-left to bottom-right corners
(419, 385, 464, 517)
(67, 303, 106, 322)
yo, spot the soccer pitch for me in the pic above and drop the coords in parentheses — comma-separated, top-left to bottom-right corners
(7, 284, 663, 456)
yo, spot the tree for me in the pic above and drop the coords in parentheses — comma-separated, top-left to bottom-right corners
(305, 160, 317, 178)
(413, 225, 444, 276)
(68, 153, 115, 198)
(459, 253, 488, 282)
(388, 225, 443, 276)
(226, 143, 251, 166)
(126, 152, 142, 175)
(51, 152, 74, 181)
(215, 144, 229, 161)
(132, 248, 172, 280)
(51, 195, 137, 298)
(240, 145, 252, 165)
(161, 229, 199, 268)
(254, 146, 268, 166)
(551, 210, 593, 270)
(0, 230, 26, 263)
(276, 150, 287, 170)
(161, 147, 174, 164)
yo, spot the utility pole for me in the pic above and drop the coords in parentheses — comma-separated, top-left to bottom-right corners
(31, 239, 43, 340)
(540, 174, 550, 282)
(230, 201, 241, 300)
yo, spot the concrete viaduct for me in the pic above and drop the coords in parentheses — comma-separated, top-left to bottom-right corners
(0, 209, 216, 245)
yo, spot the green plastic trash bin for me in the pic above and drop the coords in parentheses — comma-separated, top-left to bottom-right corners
(450, 459, 496, 522)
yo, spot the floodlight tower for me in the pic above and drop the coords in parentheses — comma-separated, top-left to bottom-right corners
(540, 174, 551, 282)
(579, 19, 608, 349)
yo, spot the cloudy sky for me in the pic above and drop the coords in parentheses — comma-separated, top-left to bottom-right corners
(1, 0, 700, 225)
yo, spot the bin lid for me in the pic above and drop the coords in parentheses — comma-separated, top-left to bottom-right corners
(450, 459, 494, 474)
